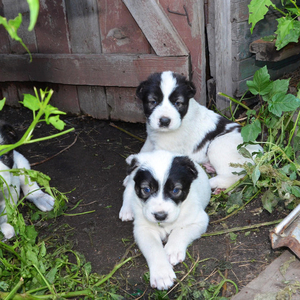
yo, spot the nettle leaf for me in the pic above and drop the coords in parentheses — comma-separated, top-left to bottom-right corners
(239, 147, 253, 159)
(275, 17, 300, 50)
(268, 93, 300, 117)
(248, 0, 274, 33)
(241, 119, 262, 142)
(247, 66, 272, 96)
(22, 94, 40, 111)
(290, 186, 300, 197)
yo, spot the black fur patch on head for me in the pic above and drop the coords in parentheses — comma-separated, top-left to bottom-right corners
(136, 72, 196, 120)
(164, 156, 198, 204)
(126, 157, 138, 175)
(134, 169, 159, 201)
(0, 121, 18, 169)
(194, 116, 241, 153)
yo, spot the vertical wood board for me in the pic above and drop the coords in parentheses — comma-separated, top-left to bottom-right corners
(214, 0, 232, 111)
(65, 0, 109, 119)
(123, 0, 189, 56)
(35, 0, 70, 53)
(0, 0, 11, 53)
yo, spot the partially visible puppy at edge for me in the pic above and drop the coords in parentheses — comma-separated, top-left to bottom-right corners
(0, 121, 55, 239)
(136, 71, 263, 193)
(119, 150, 211, 290)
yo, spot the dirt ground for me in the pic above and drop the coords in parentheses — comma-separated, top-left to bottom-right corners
(1, 105, 289, 298)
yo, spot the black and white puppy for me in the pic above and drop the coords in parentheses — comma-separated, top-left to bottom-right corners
(0, 121, 55, 239)
(119, 150, 210, 290)
(136, 71, 263, 190)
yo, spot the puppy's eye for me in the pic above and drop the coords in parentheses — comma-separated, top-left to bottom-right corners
(148, 99, 157, 106)
(174, 100, 183, 108)
(142, 186, 151, 195)
(172, 187, 182, 196)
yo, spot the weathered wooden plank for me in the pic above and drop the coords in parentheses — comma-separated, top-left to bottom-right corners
(35, 0, 70, 53)
(250, 39, 300, 62)
(123, 0, 189, 56)
(107, 87, 145, 122)
(0, 53, 189, 86)
(2, 0, 37, 53)
(98, 0, 150, 54)
(0, 83, 20, 106)
(214, 0, 232, 111)
(160, 0, 206, 105)
(65, 0, 109, 119)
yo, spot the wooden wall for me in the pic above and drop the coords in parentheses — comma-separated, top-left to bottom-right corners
(0, 0, 206, 122)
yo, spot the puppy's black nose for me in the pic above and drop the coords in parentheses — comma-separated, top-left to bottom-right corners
(159, 117, 171, 127)
(154, 212, 168, 221)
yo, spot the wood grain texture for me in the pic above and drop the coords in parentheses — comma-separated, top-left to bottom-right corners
(123, 0, 189, 56)
(0, 53, 189, 86)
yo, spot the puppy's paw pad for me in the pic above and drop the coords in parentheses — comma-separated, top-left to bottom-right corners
(31, 194, 55, 212)
(119, 206, 134, 221)
(1, 223, 15, 240)
(150, 267, 176, 290)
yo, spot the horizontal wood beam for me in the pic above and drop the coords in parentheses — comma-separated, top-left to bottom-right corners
(0, 53, 189, 86)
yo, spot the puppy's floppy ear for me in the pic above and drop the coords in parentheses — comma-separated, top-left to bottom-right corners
(175, 156, 198, 180)
(136, 81, 147, 100)
(186, 80, 196, 99)
(126, 154, 140, 175)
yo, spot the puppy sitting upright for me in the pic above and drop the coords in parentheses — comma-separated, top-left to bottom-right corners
(0, 121, 55, 239)
(119, 150, 210, 290)
(136, 71, 262, 190)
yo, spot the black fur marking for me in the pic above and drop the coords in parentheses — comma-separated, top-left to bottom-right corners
(164, 156, 198, 204)
(0, 121, 18, 169)
(194, 116, 241, 153)
(127, 158, 138, 175)
(134, 169, 159, 201)
(136, 72, 196, 121)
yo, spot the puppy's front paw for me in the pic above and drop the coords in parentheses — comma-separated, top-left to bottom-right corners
(119, 205, 134, 221)
(30, 193, 55, 212)
(1, 223, 15, 240)
(164, 242, 186, 266)
(150, 263, 176, 290)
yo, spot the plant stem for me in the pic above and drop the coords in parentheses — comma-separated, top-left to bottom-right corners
(3, 278, 24, 300)
(218, 92, 251, 111)
(202, 219, 282, 237)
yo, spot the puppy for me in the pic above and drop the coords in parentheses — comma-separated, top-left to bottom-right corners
(136, 71, 263, 191)
(0, 121, 55, 239)
(119, 150, 210, 290)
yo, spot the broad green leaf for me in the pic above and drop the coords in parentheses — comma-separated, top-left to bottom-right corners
(27, 0, 39, 31)
(0, 98, 5, 111)
(262, 189, 277, 213)
(247, 66, 272, 96)
(268, 93, 300, 117)
(241, 119, 262, 142)
(290, 186, 300, 197)
(275, 17, 300, 50)
(248, 0, 274, 33)
(48, 115, 66, 130)
(22, 94, 40, 111)
(239, 147, 253, 159)
(262, 79, 290, 102)
(46, 266, 58, 284)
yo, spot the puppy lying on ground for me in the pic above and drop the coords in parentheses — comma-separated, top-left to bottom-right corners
(0, 121, 55, 239)
(119, 150, 210, 290)
(136, 71, 263, 191)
